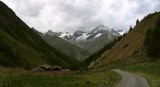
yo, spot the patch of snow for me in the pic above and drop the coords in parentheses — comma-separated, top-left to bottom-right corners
(59, 33, 67, 38)
(76, 33, 89, 41)
(59, 32, 73, 38)
(113, 32, 120, 36)
(95, 33, 101, 38)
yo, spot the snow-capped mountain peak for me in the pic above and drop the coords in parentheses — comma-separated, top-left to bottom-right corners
(45, 25, 125, 43)
(73, 30, 86, 38)
(44, 25, 125, 54)
(88, 24, 112, 34)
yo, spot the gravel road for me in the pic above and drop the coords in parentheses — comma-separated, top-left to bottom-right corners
(113, 69, 149, 87)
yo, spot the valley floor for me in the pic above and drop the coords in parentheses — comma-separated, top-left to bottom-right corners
(123, 60, 160, 87)
(0, 67, 121, 87)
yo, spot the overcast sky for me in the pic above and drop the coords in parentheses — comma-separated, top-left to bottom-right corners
(2, 0, 160, 33)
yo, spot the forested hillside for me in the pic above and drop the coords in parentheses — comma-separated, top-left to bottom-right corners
(0, 1, 78, 69)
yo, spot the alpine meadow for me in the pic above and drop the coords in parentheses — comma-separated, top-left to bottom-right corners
(0, 0, 160, 87)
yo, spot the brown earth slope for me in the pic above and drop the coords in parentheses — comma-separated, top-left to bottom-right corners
(92, 12, 160, 68)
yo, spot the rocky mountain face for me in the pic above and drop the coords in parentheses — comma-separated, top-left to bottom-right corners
(45, 25, 124, 53)
(37, 31, 91, 61)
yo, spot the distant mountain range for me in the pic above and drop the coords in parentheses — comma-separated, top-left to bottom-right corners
(36, 30, 91, 61)
(1, 0, 160, 72)
(45, 25, 125, 53)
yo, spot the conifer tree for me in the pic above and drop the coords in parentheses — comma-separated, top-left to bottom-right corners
(144, 18, 160, 59)
(136, 19, 139, 25)
(144, 28, 152, 46)
(129, 26, 133, 32)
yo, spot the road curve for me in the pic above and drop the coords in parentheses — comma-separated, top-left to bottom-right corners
(113, 69, 149, 87)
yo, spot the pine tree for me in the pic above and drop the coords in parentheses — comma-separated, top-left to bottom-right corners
(144, 28, 153, 58)
(144, 18, 160, 59)
(136, 19, 139, 25)
(129, 26, 133, 32)
(151, 18, 160, 58)
(144, 28, 152, 46)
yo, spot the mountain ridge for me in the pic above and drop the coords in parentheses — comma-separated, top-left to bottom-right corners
(0, 1, 78, 69)
(45, 25, 124, 53)
(36, 30, 91, 61)
(91, 12, 160, 68)
(45, 25, 125, 42)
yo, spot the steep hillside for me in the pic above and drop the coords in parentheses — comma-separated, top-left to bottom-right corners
(0, 1, 78, 69)
(82, 29, 120, 53)
(92, 12, 160, 68)
(40, 34, 91, 61)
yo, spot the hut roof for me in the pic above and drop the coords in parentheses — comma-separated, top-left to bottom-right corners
(41, 64, 51, 69)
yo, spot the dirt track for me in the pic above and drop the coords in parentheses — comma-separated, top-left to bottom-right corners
(113, 69, 149, 87)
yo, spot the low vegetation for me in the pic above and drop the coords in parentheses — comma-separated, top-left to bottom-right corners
(82, 35, 125, 68)
(123, 60, 160, 87)
(0, 68, 121, 87)
(0, 1, 160, 87)
(124, 15, 160, 87)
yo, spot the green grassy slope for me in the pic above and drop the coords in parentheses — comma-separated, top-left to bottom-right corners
(0, 68, 121, 87)
(0, 1, 78, 69)
(124, 61, 160, 87)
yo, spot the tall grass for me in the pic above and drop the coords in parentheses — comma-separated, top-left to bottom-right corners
(0, 68, 121, 87)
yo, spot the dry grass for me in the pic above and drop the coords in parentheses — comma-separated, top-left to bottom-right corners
(92, 12, 160, 68)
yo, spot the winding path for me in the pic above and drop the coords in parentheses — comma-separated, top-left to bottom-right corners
(113, 69, 149, 87)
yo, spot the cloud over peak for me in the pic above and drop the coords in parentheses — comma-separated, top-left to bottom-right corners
(2, 0, 160, 32)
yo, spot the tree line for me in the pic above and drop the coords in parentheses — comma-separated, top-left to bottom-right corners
(144, 17, 160, 60)
(82, 34, 127, 68)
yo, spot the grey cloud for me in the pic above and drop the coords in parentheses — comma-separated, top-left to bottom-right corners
(154, 0, 160, 11)
(2, 0, 160, 33)
(16, 0, 45, 17)
(49, 0, 102, 32)
(132, 0, 156, 14)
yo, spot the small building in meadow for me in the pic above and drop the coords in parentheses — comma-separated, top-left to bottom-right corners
(52, 66, 62, 71)
(33, 64, 51, 72)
